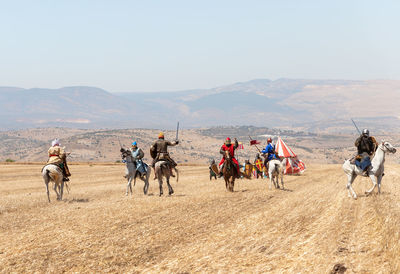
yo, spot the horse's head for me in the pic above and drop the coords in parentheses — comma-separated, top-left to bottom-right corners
(381, 141, 397, 154)
(120, 148, 132, 160)
(224, 150, 231, 160)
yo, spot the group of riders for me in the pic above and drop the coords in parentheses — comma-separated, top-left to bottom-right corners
(213, 137, 279, 179)
(44, 128, 378, 182)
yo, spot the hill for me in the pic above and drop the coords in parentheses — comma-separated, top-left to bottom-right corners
(1, 79, 400, 132)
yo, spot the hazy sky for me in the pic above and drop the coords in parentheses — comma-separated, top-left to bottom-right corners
(1, 0, 399, 92)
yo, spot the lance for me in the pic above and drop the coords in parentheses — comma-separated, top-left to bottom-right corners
(351, 118, 362, 135)
(117, 136, 123, 148)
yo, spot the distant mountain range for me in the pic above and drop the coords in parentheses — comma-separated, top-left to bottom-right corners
(1, 79, 400, 133)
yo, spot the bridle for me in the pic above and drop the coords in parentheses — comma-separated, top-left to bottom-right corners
(380, 142, 396, 153)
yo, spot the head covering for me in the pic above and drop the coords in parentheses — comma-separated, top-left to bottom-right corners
(158, 132, 164, 139)
(51, 139, 60, 147)
(132, 141, 137, 146)
(225, 137, 231, 145)
(267, 137, 272, 143)
(362, 129, 369, 137)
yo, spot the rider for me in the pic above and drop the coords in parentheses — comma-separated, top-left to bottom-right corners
(150, 132, 179, 178)
(218, 137, 241, 178)
(354, 129, 378, 173)
(130, 141, 146, 178)
(47, 138, 71, 181)
(261, 137, 278, 170)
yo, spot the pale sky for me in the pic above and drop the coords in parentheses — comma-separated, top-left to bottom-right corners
(1, 0, 399, 92)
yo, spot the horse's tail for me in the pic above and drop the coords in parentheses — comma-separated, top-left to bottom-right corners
(175, 168, 179, 182)
(274, 163, 279, 174)
(42, 165, 50, 179)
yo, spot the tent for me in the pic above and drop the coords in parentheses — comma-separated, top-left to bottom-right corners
(275, 137, 306, 175)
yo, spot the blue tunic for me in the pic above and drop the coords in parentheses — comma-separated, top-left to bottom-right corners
(262, 143, 278, 161)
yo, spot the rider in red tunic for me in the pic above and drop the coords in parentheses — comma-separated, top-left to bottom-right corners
(219, 137, 240, 177)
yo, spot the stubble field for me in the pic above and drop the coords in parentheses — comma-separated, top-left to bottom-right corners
(1, 163, 400, 273)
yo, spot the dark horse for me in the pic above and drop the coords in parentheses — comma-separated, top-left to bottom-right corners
(222, 150, 237, 192)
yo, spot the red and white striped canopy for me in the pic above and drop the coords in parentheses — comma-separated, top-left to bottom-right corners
(275, 137, 297, 158)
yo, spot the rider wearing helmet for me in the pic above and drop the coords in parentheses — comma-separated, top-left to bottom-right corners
(354, 129, 378, 172)
(150, 132, 179, 178)
(261, 137, 278, 169)
(129, 141, 146, 178)
(218, 137, 241, 178)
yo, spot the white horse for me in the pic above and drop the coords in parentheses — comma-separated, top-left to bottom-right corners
(342, 141, 396, 199)
(154, 160, 179, 196)
(267, 159, 284, 190)
(42, 164, 65, 202)
(122, 150, 150, 196)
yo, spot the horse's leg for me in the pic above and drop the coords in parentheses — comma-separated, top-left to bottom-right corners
(53, 182, 60, 200)
(166, 176, 174, 195)
(377, 174, 383, 194)
(43, 170, 51, 202)
(126, 177, 131, 196)
(231, 177, 235, 192)
(143, 173, 149, 195)
(44, 176, 50, 203)
(346, 173, 357, 199)
(366, 174, 378, 195)
(275, 175, 280, 189)
(60, 181, 64, 201)
(268, 172, 273, 190)
(158, 169, 163, 196)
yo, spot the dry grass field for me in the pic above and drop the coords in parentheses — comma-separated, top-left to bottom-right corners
(1, 163, 400, 273)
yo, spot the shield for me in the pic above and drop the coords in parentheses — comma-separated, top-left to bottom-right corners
(255, 159, 263, 171)
(150, 145, 157, 159)
(211, 163, 219, 175)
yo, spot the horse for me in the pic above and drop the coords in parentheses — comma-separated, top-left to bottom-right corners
(121, 149, 150, 196)
(222, 150, 237, 192)
(267, 159, 284, 190)
(154, 160, 179, 196)
(342, 141, 396, 199)
(42, 164, 65, 202)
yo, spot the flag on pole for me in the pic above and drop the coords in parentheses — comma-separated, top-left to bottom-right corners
(237, 142, 244, 150)
(250, 140, 260, 146)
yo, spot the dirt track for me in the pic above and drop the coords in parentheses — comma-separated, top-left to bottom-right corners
(1, 163, 399, 273)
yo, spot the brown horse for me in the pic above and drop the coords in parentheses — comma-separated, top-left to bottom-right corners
(222, 150, 237, 192)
